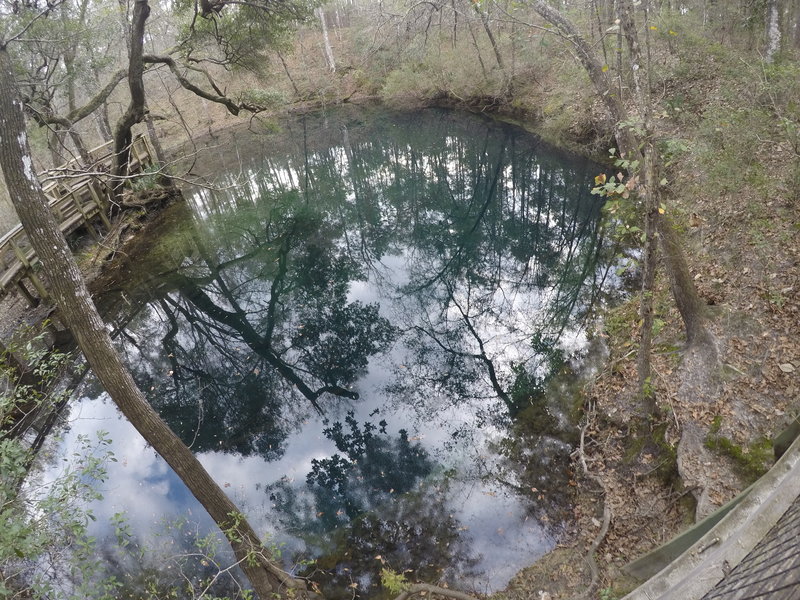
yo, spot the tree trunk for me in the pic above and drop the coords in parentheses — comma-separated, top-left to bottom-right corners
(317, 7, 336, 72)
(48, 129, 67, 168)
(145, 114, 166, 166)
(113, 0, 150, 201)
(467, 19, 489, 81)
(531, 0, 711, 349)
(0, 41, 310, 600)
(529, 0, 715, 419)
(637, 142, 659, 417)
(277, 50, 301, 96)
(657, 213, 713, 348)
(95, 107, 114, 143)
(473, 2, 506, 75)
(793, 0, 800, 48)
(766, 0, 782, 62)
(529, 0, 631, 147)
(618, 0, 659, 413)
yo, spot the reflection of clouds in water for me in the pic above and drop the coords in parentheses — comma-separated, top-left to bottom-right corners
(55, 393, 343, 540)
(53, 396, 196, 543)
(50, 108, 612, 593)
(51, 375, 554, 590)
(451, 479, 554, 589)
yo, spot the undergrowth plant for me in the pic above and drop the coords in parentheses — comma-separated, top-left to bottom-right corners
(0, 326, 114, 599)
(1, 327, 283, 599)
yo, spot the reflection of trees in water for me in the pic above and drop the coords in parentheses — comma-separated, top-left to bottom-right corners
(310, 412, 432, 528)
(100, 205, 396, 460)
(92, 108, 613, 594)
(188, 110, 608, 423)
(388, 137, 606, 418)
(267, 414, 478, 599)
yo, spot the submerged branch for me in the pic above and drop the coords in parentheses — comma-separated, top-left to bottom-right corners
(395, 583, 479, 600)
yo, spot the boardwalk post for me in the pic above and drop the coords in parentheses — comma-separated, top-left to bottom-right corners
(69, 191, 100, 241)
(142, 133, 158, 167)
(15, 279, 39, 307)
(87, 181, 113, 229)
(130, 135, 145, 172)
(9, 239, 49, 302)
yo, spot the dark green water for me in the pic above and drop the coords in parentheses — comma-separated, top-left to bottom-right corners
(56, 108, 614, 598)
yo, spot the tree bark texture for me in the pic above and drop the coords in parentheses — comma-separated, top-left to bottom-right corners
(766, 0, 782, 62)
(618, 0, 659, 413)
(473, 2, 506, 74)
(0, 44, 309, 600)
(113, 0, 150, 198)
(317, 7, 336, 72)
(637, 142, 659, 417)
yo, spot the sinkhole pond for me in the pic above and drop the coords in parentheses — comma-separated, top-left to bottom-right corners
(47, 107, 619, 598)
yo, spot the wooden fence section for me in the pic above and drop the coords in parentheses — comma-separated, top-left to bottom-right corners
(0, 135, 155, 305)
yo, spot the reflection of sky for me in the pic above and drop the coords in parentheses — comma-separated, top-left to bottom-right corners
(55, 370, 555, 591)
(45, 108, 611, 595)
(56, 279, 561, 589)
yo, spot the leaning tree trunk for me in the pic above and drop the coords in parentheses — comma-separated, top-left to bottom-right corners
(617, 0, 714, 351)
(0, 42, 311, 600)
(473, 2, 506, 74)
(657, 212, 714, 347)
(530, 0, 711, 350)
(528, 0, 715, 419)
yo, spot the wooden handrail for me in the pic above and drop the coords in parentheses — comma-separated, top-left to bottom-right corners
(0, 134, 155, 302)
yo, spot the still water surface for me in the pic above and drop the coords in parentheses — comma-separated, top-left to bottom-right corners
(54, 108, 613, 597)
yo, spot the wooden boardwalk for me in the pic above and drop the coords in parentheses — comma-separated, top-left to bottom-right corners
(622, 424, 800, 600)
(0, 135, 155, 305)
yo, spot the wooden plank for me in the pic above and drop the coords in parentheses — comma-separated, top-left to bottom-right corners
(130, 136, 145, 169)
(15, 279, 38, 307)
(0, 133, 156, 298)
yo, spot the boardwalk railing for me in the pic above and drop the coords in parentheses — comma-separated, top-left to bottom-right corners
(0, 135, 155, 305)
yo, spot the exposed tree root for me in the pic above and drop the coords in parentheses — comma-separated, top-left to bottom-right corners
(569, 419, 612, 600)
(394, 582, 480, 600)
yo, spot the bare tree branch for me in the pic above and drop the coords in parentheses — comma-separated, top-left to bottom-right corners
(3, 0, 65, 46)
(143, 53, 241, 115)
